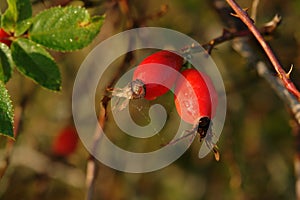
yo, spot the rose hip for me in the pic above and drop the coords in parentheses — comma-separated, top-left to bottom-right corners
(173, 69, 219, 160)
(111, 50, 183, 110)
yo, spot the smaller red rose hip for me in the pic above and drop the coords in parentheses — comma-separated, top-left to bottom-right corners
(174, 69, 218, 124)
(0, 29, 12, 47)
(111, 50, 184, 110)
(172, 69, 220, 160)
(52, 125, 79, 157)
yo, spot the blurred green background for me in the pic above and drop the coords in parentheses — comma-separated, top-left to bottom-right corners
(1, 0, 300, 199)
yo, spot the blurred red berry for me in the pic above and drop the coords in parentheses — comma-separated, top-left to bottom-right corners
(52, 125, 79, 157)
(0, 29, 12, 47)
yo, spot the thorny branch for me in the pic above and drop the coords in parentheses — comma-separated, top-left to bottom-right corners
(212, 0, 300, 199)
(225, 0, 300, 101)
(209, 0, 300, 124)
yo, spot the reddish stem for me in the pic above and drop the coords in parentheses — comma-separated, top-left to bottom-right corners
(226, 0, 300, 100)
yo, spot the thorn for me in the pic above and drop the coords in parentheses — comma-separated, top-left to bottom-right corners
(230, 12, 239, 18)
(286, 64, 294, 79)
(230, 8, 248, 18)
(230, 8, 255, 23)
(243, 8, 249, 12)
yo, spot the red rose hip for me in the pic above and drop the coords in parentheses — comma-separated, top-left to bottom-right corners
(112, 50, 184, 109)
(132, 50, 184, 100)
(174, 69, 218, 125)
(173, 69, 219, 160)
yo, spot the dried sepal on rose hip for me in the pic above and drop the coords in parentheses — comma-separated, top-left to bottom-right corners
(171, 68, 220, 161)
(111, 50, 184, 110)
(0, 29, 12, 47)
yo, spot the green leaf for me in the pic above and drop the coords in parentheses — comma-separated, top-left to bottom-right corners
(0, 43, 14, 83)
(0, 80, 14, 138)
(29, 6, 104, 51)
(15, 18, 33, 36)
(11, 38, 61, 91)
(1, 0, 32, 32)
